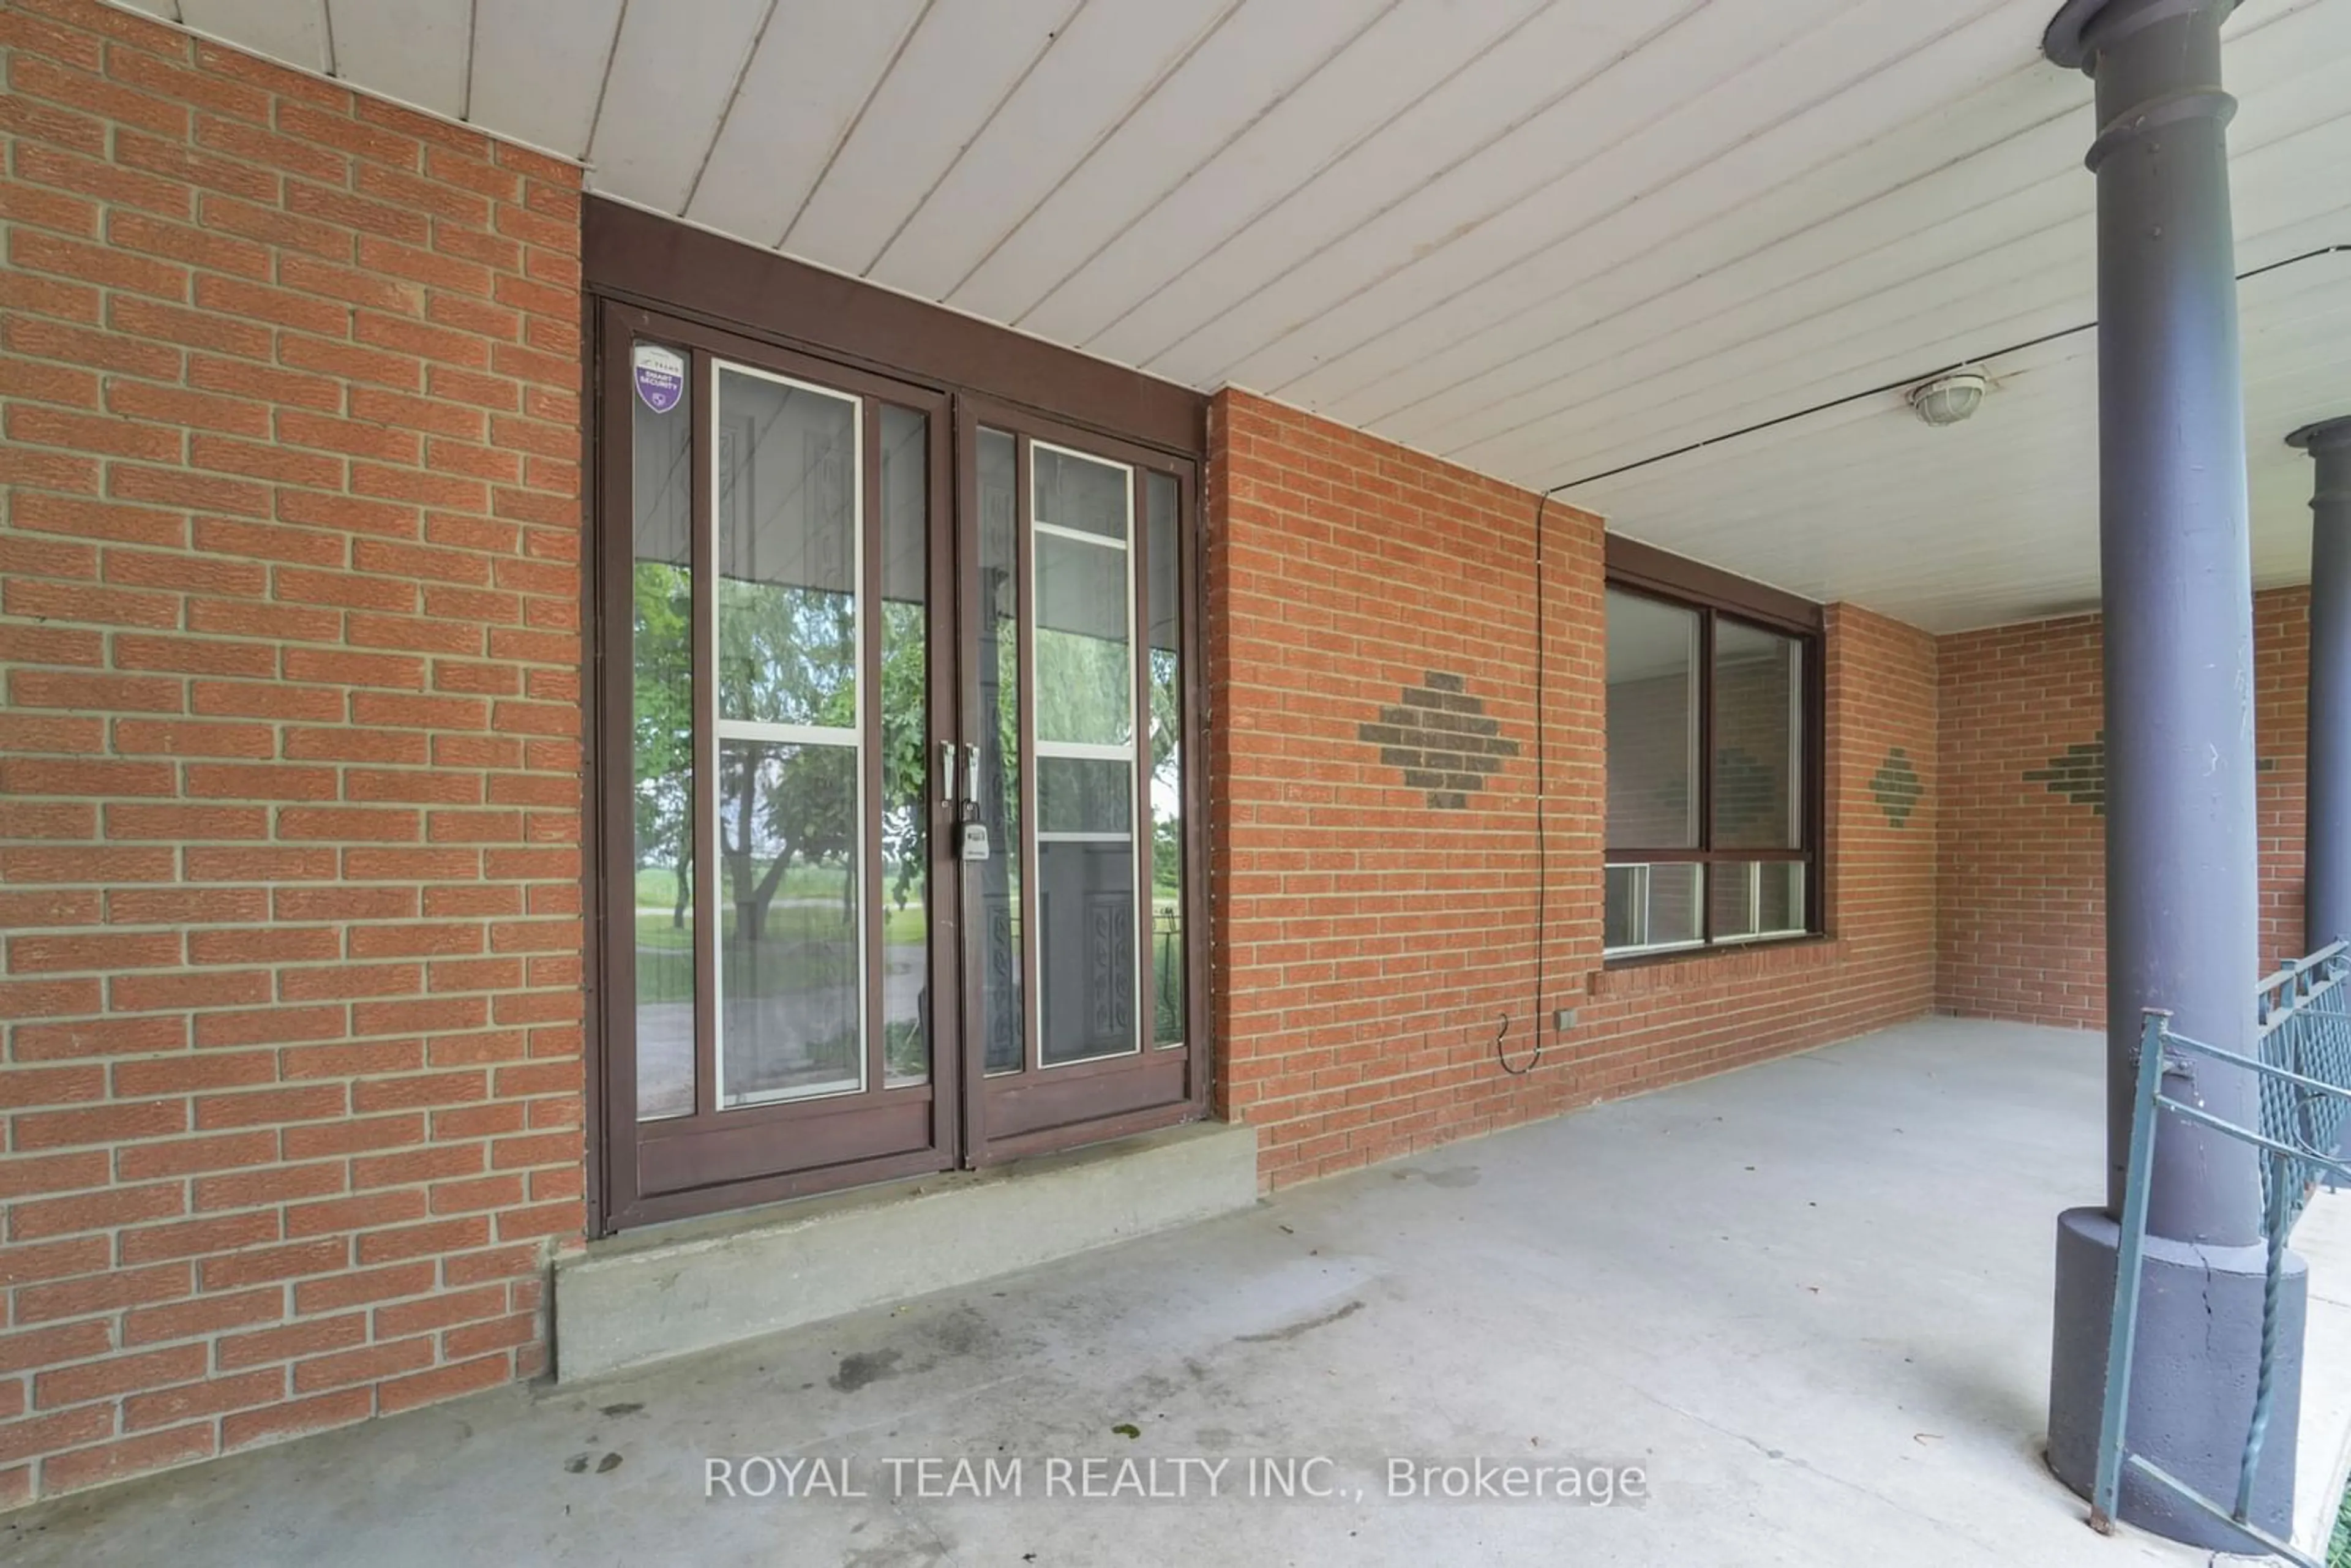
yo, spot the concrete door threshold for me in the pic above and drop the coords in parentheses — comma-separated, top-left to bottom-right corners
(553, 1120, 1258, 1383)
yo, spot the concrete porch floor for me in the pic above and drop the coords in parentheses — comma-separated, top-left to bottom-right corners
(8, 1016, 2342, 1566)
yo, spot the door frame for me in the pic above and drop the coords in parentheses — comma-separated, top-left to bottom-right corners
(582, 200, 1210, 1235)
(954, 396, 1209, 1165)
(590, 301, 964, 1229)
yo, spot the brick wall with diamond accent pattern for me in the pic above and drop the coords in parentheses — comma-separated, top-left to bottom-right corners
(1935, 588, 2309, 1028)
(1209, 390, 1941, 1190)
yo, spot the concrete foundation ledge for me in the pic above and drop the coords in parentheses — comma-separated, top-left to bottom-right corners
(553, 1120, 1259, 1383)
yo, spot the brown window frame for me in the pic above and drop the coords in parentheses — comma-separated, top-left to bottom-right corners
(579, 199, 1212, 1234)
(1602, 536, 1825, 962)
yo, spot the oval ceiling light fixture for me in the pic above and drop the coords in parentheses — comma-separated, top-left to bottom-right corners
(1908, 368, 1989, 427)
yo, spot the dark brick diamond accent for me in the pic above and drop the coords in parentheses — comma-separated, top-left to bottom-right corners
(2025, 733, 2105, 816)
(1870, 747, 1924, 828)
(1360, 671, 1520, 810)
(2025, 733, 2275, 817)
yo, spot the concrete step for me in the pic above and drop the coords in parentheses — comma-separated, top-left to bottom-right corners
(552, 1120, 1259, 1383)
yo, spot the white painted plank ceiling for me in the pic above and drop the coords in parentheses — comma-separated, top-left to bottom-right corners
(324, 0, 470, 120)
(174, 0, 329, 72)
(121, 0, 2351, 632)
(467, 0, 623, 164)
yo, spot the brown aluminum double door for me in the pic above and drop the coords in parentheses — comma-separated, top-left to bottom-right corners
(595, 304, 1203, 1228)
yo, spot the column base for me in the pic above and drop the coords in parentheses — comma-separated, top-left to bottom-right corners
(2047, 1206, 2306, 1548)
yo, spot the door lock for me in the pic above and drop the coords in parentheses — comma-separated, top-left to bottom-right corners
(950, 742, 989, 860)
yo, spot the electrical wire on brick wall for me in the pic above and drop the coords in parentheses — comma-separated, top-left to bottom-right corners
(1496, 487, 1565, 1078)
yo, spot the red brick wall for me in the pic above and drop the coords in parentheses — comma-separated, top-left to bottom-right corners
(0, 0, 584, 1506)
(2259, 590, 2313, 966)
(1208, 390, 1940, 1188)
(1935, 587, 2309, 1028)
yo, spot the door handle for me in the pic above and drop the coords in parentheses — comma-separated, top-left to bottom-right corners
(937, 740, 957, 815)
(964, 743, 982, 810)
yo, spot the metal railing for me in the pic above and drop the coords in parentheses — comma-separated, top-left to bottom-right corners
(2093, 940, 2351, 1561)
(2260, 942, 2351, 1220)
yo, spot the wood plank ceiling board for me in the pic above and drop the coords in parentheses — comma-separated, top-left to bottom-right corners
(1076, 0, 1698, 370)
(1444, 1, 2351, 485)
(584, 0, 771, 216)
(942, 0, 1400, 325)
(467, 0, 623, 161)
(779, 0, 1084, 278)
(1139, 0, 1859, 389)
(100, 0, 2351, 631)
(1482, 112, 2351, 489)
(1569, 255, 2351, 631)
(683, 0, 926, 248)
(325, 0, 470, 119)
(1006, 0, 1554, 347)
(1471, 218, 2106, 479)
(176, 0, 329, 73)
(868, 0, 1239, 302)
(1575, 239, 2351, 558)
(1590, 241, 2351, 514)
(1220, 0, 2023, 399)
(1305, 17, 2075, 431)
(1362, 69, 2091, 451)
(1364, 0, 2338, 449)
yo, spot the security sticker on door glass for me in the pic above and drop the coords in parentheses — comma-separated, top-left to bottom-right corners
(634, 345, 685, 415)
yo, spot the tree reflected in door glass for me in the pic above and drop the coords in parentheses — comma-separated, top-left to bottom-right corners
(879, 404, 929, 1086)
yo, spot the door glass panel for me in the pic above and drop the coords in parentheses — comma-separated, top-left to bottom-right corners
(717, 740, 861, 1103)
(879, 405, 929, 1087)
(1035, 535, 1134, 747)
(1038, 756, 1132, 835)
(1033, 445, 1138, 1068)
(1033, 443, 1129, 541)
(631, 343, 693, 1121)
(713, 364, 864, 1106)
(976, 428, 1024, 1075)
(1146, 473, 1185, 1049)
(716, 369, 857, 727)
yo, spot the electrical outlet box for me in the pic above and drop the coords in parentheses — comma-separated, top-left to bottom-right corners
(1553, 1008, 1577, 1033)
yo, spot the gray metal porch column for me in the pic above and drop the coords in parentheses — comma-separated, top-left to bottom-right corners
(2040, 0, 2304, 1547)
(2295, 417, 2351, 954)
